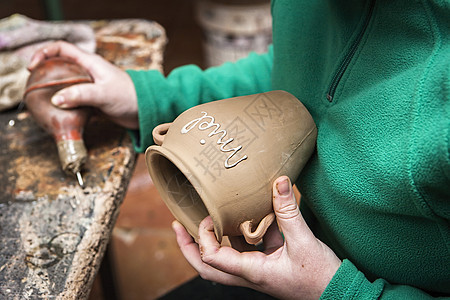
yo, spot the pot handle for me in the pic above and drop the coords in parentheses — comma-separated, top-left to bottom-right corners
(239, 212, 275, 245)
(152, 123, 172, 146)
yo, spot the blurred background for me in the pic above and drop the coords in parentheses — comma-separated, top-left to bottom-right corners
(0, 0, 205, 72)
(0, 0, 271, 298)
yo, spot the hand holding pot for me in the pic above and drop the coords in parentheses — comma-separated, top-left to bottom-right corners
(173, 176, 342, 300)
(28, 41, 138, 129)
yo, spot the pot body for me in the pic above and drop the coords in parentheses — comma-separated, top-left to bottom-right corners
(146, 90, 317, 244)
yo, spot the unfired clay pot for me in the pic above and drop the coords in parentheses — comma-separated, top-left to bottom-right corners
(146, 91, 317, 244)
(24, 57, 93, 175)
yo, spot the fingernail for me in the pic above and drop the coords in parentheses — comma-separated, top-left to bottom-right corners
(27, 61, 36, 71)
(276, 177, 291, 196)
(51, 95, 64, 106)
(171, 221, 178, 230)
(172, 220, 186, 231)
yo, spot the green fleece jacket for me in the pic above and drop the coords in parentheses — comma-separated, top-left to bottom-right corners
(126, 0, 450, 298)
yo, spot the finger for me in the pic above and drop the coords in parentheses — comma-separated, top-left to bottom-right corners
(272, 176, 313, 245)
(51, 83, 103, 109)
(28, 42, 65, 70)
(172, 221, 204, 267)
(197, 216, 221, 257)
(198, 217, 265, 283)
(29, 41, 92, 70)
(28, 50, 48, 70)
(173, 220, 250, 287)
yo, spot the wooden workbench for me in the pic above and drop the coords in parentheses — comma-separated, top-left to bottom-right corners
(0, 19, 166, 299)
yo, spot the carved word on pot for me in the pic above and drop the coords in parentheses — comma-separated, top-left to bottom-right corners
(181, 111, 248, 169)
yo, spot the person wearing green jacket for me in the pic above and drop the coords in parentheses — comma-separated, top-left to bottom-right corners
(29, 0, 449, 298)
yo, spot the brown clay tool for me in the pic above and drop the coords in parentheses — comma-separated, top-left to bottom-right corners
(24, 57, 93, 188)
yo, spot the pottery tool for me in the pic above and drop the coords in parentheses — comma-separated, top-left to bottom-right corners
(24, 57, 93, 188)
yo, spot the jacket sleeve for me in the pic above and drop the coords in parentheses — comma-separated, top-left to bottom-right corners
(125, 47, 273, 152)
(321, 260, 449, 300)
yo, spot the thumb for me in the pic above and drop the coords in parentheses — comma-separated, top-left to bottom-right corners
(51, 83, 100, 109)
(272, 176, 311, 243)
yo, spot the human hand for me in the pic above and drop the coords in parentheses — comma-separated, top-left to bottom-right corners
(172, 176, 342, 300)
(28, 41, 139, 129)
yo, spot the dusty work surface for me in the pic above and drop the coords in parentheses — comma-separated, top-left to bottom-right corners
(0, 19, 166, 299)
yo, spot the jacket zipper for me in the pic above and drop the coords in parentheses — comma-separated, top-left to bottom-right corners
(326, 0, 376, 102)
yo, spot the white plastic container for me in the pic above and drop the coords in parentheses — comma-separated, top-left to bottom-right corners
(196, 0, 272, 67)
